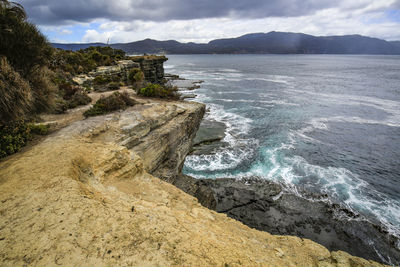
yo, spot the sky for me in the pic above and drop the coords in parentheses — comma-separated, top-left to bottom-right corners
(19, 0, 400, 44)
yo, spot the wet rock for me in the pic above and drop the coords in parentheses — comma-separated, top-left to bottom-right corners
(192, 177, 400, 266)
(170, 79, 204, 91)
(181, 94, 197, 99)
(191, 120, 227, 155)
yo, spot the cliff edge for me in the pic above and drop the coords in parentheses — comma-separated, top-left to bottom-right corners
(0, 97, 386, 266)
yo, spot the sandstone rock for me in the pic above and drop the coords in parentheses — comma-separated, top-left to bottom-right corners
(0, 98, 387, 266)
(131, 56, 168, 84)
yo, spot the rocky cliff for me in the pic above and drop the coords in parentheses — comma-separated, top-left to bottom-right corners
(131, 55, 168, 83)
(0, 95, 386, 266)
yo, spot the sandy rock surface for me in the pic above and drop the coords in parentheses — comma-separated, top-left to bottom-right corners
(0, 98, 386, 266)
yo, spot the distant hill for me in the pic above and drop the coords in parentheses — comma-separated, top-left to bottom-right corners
(52, 31, 400, 55)
(52, 42, 107, 51)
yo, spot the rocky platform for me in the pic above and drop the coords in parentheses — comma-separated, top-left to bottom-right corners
(0, 96, 387, 266)
(192, 178, 400, 266)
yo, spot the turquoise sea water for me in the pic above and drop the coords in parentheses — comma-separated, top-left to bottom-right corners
(165, 54, 400, 241)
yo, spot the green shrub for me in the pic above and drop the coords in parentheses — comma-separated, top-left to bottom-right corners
(67, 91, 92, 109)
(128, 68, 142, 82)
(50, 46, 126, 76)
(138, 83, 179, 98)
(27, 66, 57, 113)
(29, 123, 50, 135)
(133, 71, 145, 82)
(53, 98, 68, 114)
(139, 83, 160, 97)
(59, 81, 78, 99)
(93, 75, 111, 85)
(0, 121, 31, 158)
(83, 92, 136, 117)
(107, 82, 120, 90)
(110, 75, 121, 82)
(128, 68, 145, 90)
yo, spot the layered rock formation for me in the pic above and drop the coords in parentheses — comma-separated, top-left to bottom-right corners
(0, 96, 386, 266)
(72, 56, 167, 88)
(131, 55, 168, 83)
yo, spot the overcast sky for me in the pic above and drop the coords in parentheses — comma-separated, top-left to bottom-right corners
(19, 0, 400, 43)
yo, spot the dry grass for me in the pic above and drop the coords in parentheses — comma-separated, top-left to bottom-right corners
(0, 56, 32, 124)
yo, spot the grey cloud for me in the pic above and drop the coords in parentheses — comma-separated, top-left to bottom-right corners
(20, 0, 337, 25)
(392, 0, 400, 8)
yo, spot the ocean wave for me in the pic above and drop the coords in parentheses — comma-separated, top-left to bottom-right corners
(244, 75, 294, 84)
(184, 103, 257, 172)
(294, 114, 400, 144)
(285, 154, 400, 239)
(212, 98, 299, 106)
(218, 68, 241, 72)
(188, 133, 400, 239)
(288, 89, 400, 127)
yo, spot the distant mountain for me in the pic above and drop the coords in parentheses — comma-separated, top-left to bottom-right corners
(52, 31, 400, 55)
(52, 42, 107, 51)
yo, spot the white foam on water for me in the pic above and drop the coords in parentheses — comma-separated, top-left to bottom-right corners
(294, 113, 400, 143)
(288, 89, 400, 127)
(164, 64, 175, 69)
(293, 118, 329, 143)
(212, 98, 299, 106)
(323, 115, 400, 128)
(215, 91, 254, 95)
(218, 68, 241, 72)
(212, 77, 242, 82)
(245, 75, 293, 84)
(190, 133, 400, 239)
(184, 102, 258, 172)
(262, 146, 400, 239)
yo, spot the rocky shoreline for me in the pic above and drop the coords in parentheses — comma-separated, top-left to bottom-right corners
(163, 172, 400, 265)
(0, 61, 393, 266)
(164, 76, 400, 266)
(1, 94, 384, 266)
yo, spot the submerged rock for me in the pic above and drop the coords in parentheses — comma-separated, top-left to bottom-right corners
(191, 119, 227, 155)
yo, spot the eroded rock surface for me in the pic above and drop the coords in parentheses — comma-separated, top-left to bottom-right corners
(194, 177, 400, 266)
(0, 99, 387, 266)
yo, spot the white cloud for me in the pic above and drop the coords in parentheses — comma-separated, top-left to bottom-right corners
(60, 29, 72, 35)
(79, 5, 400, 44)
(27, 0, 400, 42)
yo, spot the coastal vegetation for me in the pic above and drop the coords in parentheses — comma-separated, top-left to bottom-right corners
(50, 46, 126, 76)
(0, 0, 128, 157)
(128, 68, 145, 89)
(0, 0, 55, 121)
(0, 120, 31, 158)
(138, 83, 179, 98)
(0, 0, 173, 158)
(83, 92, 136, 117)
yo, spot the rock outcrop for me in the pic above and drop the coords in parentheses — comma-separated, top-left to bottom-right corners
(192, 177, 400, 266)
(131, 55, 168, 83)
(0, 97, 387, 266)
(72, 56, 167, 88)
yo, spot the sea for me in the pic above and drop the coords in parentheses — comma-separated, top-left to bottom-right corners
(165, 54, 400, 242)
